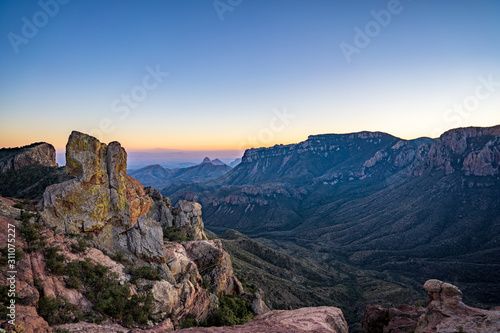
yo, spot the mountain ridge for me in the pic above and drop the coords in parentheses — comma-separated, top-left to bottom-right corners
(164, 125, 500, 308)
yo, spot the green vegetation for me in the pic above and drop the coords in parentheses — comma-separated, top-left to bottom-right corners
(111, 251, 129, 264)
(0, 246, 24, 266)
(178, 294, 254, 329)
(126, 265, 162, 284)
(38, 296, 82, 325)
(180, 313, 199, 328)
(163, 226, 193, 242)
(65, 259, 154, 326)
(203, 294, 254, 327)
(0, 164, 73, 200)
(44, 246, 65, 275)
(0, 284, 18, 320)
(237, 276, 258, 294)
(70, 239, 88, 253)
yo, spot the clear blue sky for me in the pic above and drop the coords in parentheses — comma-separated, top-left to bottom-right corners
(1, 0, 499, 153)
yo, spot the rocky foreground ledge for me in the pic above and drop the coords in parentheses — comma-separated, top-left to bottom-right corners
(53, 307, 348, 333)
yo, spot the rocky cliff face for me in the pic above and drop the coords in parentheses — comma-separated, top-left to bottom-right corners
(410, 126, 500, 176)
(362, 279, 500, 333)
(0, 142, 57, 173)
(14, 131, 249, 329)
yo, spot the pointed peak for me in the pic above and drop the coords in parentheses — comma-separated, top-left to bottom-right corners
(212, 158, 226, 166)
(202, 157, 212, 164)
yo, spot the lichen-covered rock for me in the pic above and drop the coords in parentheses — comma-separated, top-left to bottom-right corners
(42, 131, 157, 263)
(0, 142, 57, 173)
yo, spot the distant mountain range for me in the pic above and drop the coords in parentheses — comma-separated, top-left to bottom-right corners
(164, 125, 500, 308)
(129, 157, 233, 189)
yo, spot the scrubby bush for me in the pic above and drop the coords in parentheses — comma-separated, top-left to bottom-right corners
(65, 259, 154, 326)
(70, 239, 87, 253)
(0, 246, 24, 266)
(202, 294, 254, 327)
(19, 219, 40, 243)
(38, 296, 82, 325)
(163, 226, 194, 242)
(126, 265, 162, 284)
(181, 313, 199, 328)
(111, 251, 129, 264)
(43, 246, 65, 275)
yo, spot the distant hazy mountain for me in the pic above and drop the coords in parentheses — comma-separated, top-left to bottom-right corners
(228, 158, 242, 167)
(129, 158, 232, 189)
(201, 157, 227, 166)
(127, 164, 172, 188)
(164, 125, 500, 308)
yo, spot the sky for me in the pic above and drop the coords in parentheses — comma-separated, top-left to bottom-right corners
(1, 0, 500, 164)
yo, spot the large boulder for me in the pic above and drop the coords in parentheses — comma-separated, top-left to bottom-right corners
(42, 131, 159, 263)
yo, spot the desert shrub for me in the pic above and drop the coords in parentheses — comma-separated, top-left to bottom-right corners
(163, 226, 194, 242)
(111, 251, 129, 264)
(34, 278, 42, 290)
(70, 239, 87, 253)
(238, 276, 258, 294)
(181, 313, 199, 328)
(43, 246, 65, 275)
(126, 265, 162, 284)
(0, 284, 18, 320)
(13, 202, 25, 209)
(202, 294, 254, 327)
(66, 259, 154, 326)
(26, 239, 47, 254)
(38, 296, 82, 325)
(0, 246, 24, 266)
(163, 226, 185, 242)
(19, 219, 40, 243)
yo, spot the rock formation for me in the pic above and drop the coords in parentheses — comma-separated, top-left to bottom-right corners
(42, 131, 160, 263)
(415, 279, 500, 333)
(0, 131, 261, 331)
(362, 304, 425, 333)
(362, 279, 500, 333)
(410, 125, 500, 176)
(0, 142, 57, 173)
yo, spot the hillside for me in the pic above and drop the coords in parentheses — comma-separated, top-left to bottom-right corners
(164, 125, 500, 308)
